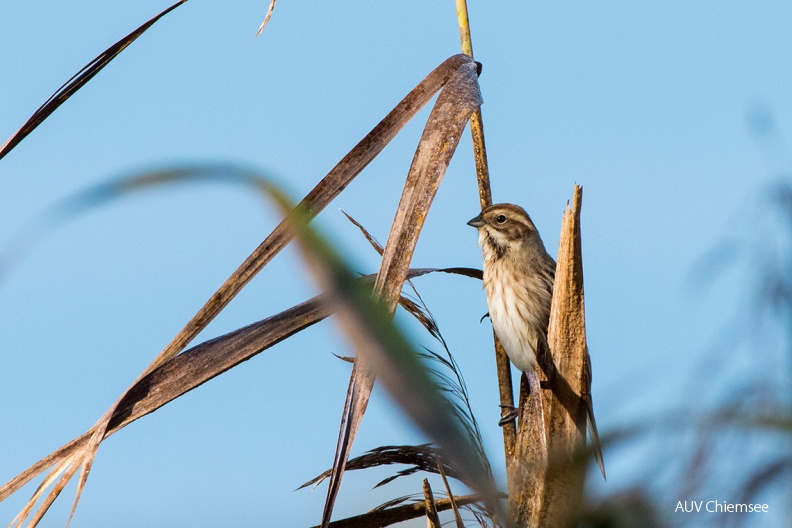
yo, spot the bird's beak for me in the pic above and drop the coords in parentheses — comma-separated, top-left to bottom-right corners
(467, 214, 484, 228)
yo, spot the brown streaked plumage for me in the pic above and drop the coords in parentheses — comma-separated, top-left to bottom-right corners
(468, 203, 605, 480)
(468, 204, 555, 372)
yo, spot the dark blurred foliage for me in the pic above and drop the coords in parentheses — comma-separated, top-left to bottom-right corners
(641, 106, 792, 528)
(569, 106, 792, 528)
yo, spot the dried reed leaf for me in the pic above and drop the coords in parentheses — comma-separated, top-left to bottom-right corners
(9, 457, 73, 527)
(438, 457, 466, 528)
(297, 444, 462, 491)
(254, 0, 277, 39)
(341, 210, 384, 255)
(370, 494, 420, 513)
(2, 54, 478, 525)
(547, 185, 605, 477)
(422, 479, 441, 528)
(0, 266, 474, 503)
(321, 57, 487, 527)
(0, 0, 187, 162)
(341, 211, 493, 526)
(0, 294, 326, 512)
(128, 53, 476, 410)
(332, 353, 355, 364)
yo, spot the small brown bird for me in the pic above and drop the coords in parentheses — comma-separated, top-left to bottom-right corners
(468, 203, 605, 479)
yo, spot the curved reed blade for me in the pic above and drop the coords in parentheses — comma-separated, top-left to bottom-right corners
(0, 0, 187, 162)
(110, 54, 476, 393)
(298, 444, 462, 491)
(320, 59, 488, 527)
(1, 54, 477, 526)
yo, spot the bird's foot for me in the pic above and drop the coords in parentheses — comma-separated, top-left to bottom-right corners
(498, 404, 518, 426)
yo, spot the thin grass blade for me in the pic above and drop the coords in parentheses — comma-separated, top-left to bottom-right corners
(341, 210, 384, 255)
(438, 458, 466, 528)
(0, 0, 187, 162)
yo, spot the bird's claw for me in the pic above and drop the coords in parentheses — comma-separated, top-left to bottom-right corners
(498, 405, 518, 426)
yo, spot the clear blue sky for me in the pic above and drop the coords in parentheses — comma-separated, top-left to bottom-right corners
(2, 1, 791, 526)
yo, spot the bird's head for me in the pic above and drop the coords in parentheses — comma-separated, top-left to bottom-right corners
(467, 203, 541, 259)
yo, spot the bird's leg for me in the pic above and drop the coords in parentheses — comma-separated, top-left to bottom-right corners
(526, 369, 548, 456)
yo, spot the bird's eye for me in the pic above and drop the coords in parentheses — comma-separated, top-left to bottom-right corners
(496, 214, 507, 224)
